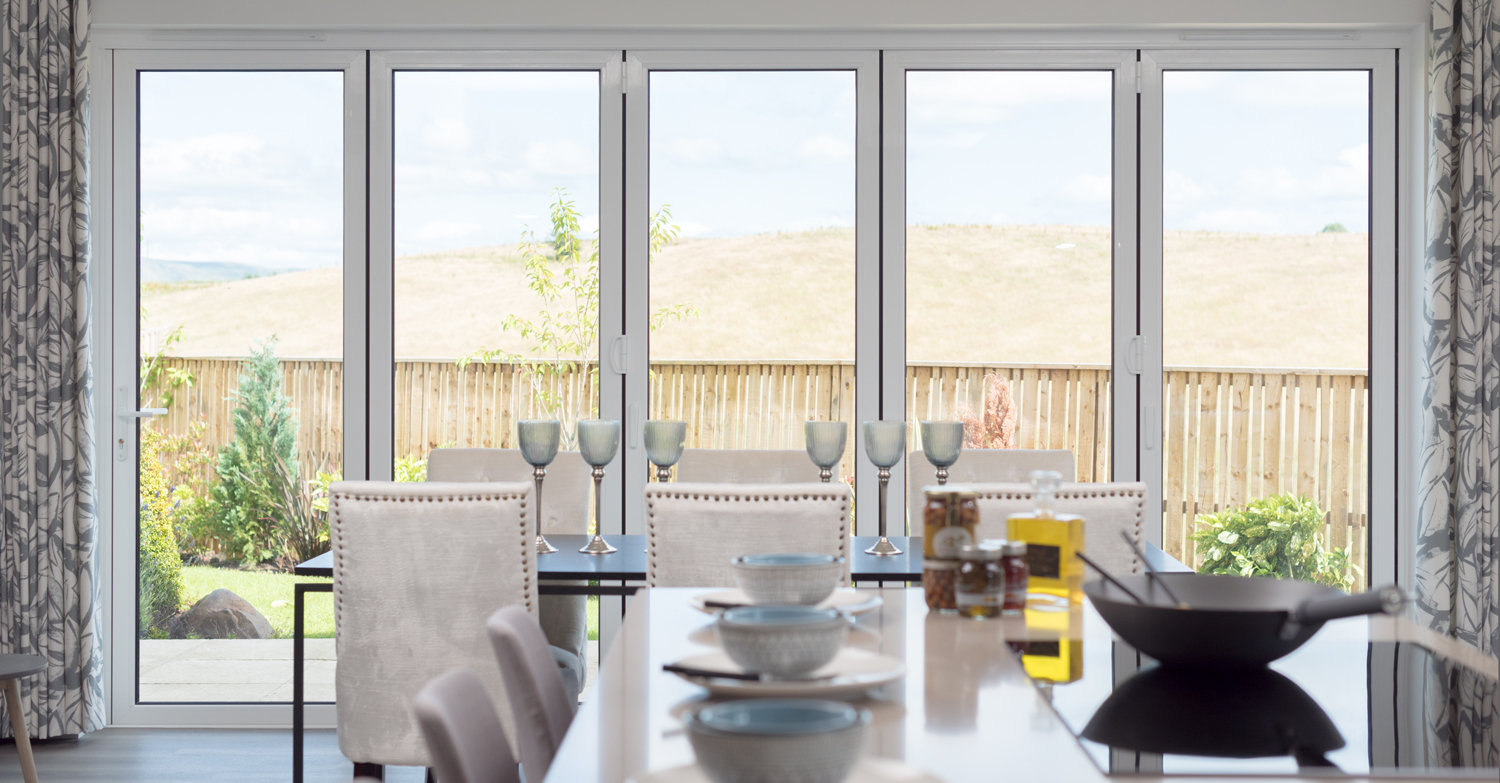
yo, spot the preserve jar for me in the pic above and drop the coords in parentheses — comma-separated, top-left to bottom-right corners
(923, 559, 960, 613)
(955, 541, 1006, 619)
(1001, 540, 1029, 614)
(923, 487, 980, 560)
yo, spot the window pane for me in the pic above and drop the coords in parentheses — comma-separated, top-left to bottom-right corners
(647, 71, 857, 479)
(137, 71, 343, 702)
(1160, 71, 1369, 590)
(905, 71, 1114, 492)
(392, 71, 600, 458)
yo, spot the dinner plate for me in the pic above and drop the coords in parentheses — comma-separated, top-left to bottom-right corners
(689, 587, 883, 616)
(667, 648, 905, 698)
(685, 622, 882, 648)
(627, 757, 943, 783)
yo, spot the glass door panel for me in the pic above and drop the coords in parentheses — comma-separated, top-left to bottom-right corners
(137, 71, 343, 702)
(1159, 71, 1369, 590)
(905, 71, 1114, 495)
(646, 71, 858, 480)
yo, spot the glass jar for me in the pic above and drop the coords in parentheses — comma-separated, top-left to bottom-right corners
(923, 487, 980, 560)
(923, 559, 960, 613)
(955, 541, 1006, 619)
(1001, 540, 1029, 614)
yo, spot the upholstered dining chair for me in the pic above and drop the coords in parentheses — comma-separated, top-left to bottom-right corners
(675, 448, 823, 483)
(413, 667, 521, 783)
(644, 483, 852, 587)
(964, 482, 1148, 576)
(487, 606, 578, 783)
(426, 448, 589, 692)
(329, 481, 536, 779)
(907, 448, 1077, 525)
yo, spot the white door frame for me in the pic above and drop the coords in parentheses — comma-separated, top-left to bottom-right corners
(1136, 48, 1398, 581)
(104, 48, 367, 728)
(621, 50, 881, 536)
(879, 49, 1141, 525)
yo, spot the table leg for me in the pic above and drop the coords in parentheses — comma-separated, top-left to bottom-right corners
(2, 678, 38, 783)
(294, 582, 333, 783)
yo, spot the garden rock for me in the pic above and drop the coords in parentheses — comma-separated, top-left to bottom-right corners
(169, 589, 274, 639)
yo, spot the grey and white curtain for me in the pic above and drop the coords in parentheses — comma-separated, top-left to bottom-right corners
(1422, 0, 1500, 766)
(0, 0, 101, 738)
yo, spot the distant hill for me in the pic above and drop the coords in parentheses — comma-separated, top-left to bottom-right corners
(138, 226, 1370, 369)
(142, 258, 308, 284)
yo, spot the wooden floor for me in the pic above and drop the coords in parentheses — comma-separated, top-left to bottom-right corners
(0, 729, 430, 782)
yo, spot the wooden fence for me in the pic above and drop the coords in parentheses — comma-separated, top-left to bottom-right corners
(144, 357, 1367, 571)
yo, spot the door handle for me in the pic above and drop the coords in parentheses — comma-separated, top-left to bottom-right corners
(119, 408, 167, 418)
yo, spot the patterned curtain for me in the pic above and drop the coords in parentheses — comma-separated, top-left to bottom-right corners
(1421, 0, 1500, 766)
(0, 0, 101, 738)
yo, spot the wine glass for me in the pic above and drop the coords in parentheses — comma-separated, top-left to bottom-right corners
(644, 420, 687, 482)
(576, 420, 621, 555)
(517, 419, 562, 554)
(920, 421, 965, 485)
(862, 421, 906, 556)
(804, 421, 848, 483)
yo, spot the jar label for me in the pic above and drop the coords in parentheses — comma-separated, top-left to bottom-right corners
(931, 526, 974, 558)
(1027, 544, 1062, 579)
(957, 592, 1003, 607)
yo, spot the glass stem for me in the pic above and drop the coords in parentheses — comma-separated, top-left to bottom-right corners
(878, 467, 890, 538)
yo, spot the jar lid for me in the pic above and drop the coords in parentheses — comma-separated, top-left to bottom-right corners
(958, 541, 1004, 561)
(1002, 540, 1028, 556)
(922, 486, 959, 498)
(923, 558, 962, 571)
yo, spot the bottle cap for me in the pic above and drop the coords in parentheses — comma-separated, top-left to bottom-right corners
(1002, 540, 1028, 556)
(958, 541, 1004, 561)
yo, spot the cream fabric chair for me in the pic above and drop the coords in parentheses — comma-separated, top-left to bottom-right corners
(413, 667, 521, 783)
(487, 606, 577, 783)
(907, 448, 1076, 525)
(675, 448, 822, 483)
(644, 482, 852, 587)
(963, 482, 1147, 577)
(426, 448, 589, 692)
(330, 481, 536, 773)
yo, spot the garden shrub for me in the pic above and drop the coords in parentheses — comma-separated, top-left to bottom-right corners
(1190, 493, 1358, 589)
(208, 339, 301, 564)
(139, 427, 185, 634)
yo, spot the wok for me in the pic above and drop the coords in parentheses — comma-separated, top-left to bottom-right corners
(1083, 573, 1404, 668)
(1081, 665, 1344, 767)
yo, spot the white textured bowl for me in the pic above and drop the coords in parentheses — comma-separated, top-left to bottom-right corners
(716, 606, 848, 676)
(688, 698, 869, 783)
(732, 553, 844, 605)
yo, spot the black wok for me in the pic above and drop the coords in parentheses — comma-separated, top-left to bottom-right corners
(1083, 573, 1404, 668)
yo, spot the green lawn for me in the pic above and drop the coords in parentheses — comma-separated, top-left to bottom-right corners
(181, 566, 600, 642)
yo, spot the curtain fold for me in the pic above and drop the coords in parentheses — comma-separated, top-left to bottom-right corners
(0, 0, 101, 737)
(1421, 0, 1500, 766)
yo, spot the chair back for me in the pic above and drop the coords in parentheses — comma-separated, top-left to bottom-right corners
(962, 482, 1146, 576)
(330, 481, 536, 767)
(427, 448, 591, 535)
(486, 606, 576, 783)
(675, 448, 822, 483)
(907, 449, 1076, 525)
(413, 667, 521, 783)
(645, 483, 852, 587)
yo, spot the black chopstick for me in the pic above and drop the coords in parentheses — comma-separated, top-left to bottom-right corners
(1075, 551, 1148, 605)
(663, 663, 763, 681)
(1119, 531, 1188, 609)
(702, 600, 749, 609)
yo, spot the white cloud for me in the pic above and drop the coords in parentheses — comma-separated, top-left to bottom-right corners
(1058, 174, 1112, 203)
(523, 139, 596, 176)
(421, 118, 474, 153)
(797, 134, 854, 163)
(675, 220, 714, 237)
(661, 137, 723, 164)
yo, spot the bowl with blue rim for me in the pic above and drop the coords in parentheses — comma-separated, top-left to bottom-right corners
(731, 552, 845, 606)
(716, 605, 849, 677)
(687, 697, 870, 783)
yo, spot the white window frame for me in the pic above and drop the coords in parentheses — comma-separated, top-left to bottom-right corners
(103, 48, 367, 728)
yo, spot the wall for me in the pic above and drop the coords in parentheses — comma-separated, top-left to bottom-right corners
(92, 0, 1427, 30)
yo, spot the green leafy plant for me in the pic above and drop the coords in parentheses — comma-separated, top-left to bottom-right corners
(207, 339, 301, 564)
(1190, 493, 1358, 589)
(140, 323, 195, 410)
(160, 416, 219, 559)
(460, 190, 696, 444)
(139, 427, 185, 635)
(394, 454, 427, 483)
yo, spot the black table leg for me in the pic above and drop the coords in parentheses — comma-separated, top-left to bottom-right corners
(294, 582, 334, 783)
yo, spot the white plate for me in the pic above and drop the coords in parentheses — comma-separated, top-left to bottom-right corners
(689, 588, 883, 616)
(667, 648, 905, 698)
(629, 757, 942, 783)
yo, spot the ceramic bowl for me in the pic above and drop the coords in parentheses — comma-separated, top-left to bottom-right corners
(732, 553, 844, 605)
(687, 698, 870, 783)
(715, 606, 848, 676)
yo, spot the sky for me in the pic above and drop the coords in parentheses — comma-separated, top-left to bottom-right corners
(136, 67, 1370, 274)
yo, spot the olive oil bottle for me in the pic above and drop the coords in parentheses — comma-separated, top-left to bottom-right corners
(1006, 470, 1084, 607)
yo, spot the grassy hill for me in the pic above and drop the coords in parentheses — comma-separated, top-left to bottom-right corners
(141, 225, 1369, 370)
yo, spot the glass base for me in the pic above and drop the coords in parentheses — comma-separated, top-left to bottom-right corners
(864, 536, 902, 556)
(535, 535, 559, 554)
(579, 535, 618, 555)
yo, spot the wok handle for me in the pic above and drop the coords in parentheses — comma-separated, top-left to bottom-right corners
(1294, 585, 1406, 624)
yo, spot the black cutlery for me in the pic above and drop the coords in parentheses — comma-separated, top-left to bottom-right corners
(662, 663, 837, 683)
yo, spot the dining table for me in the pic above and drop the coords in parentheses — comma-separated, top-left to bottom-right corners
(546, 586, 1500, 783)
